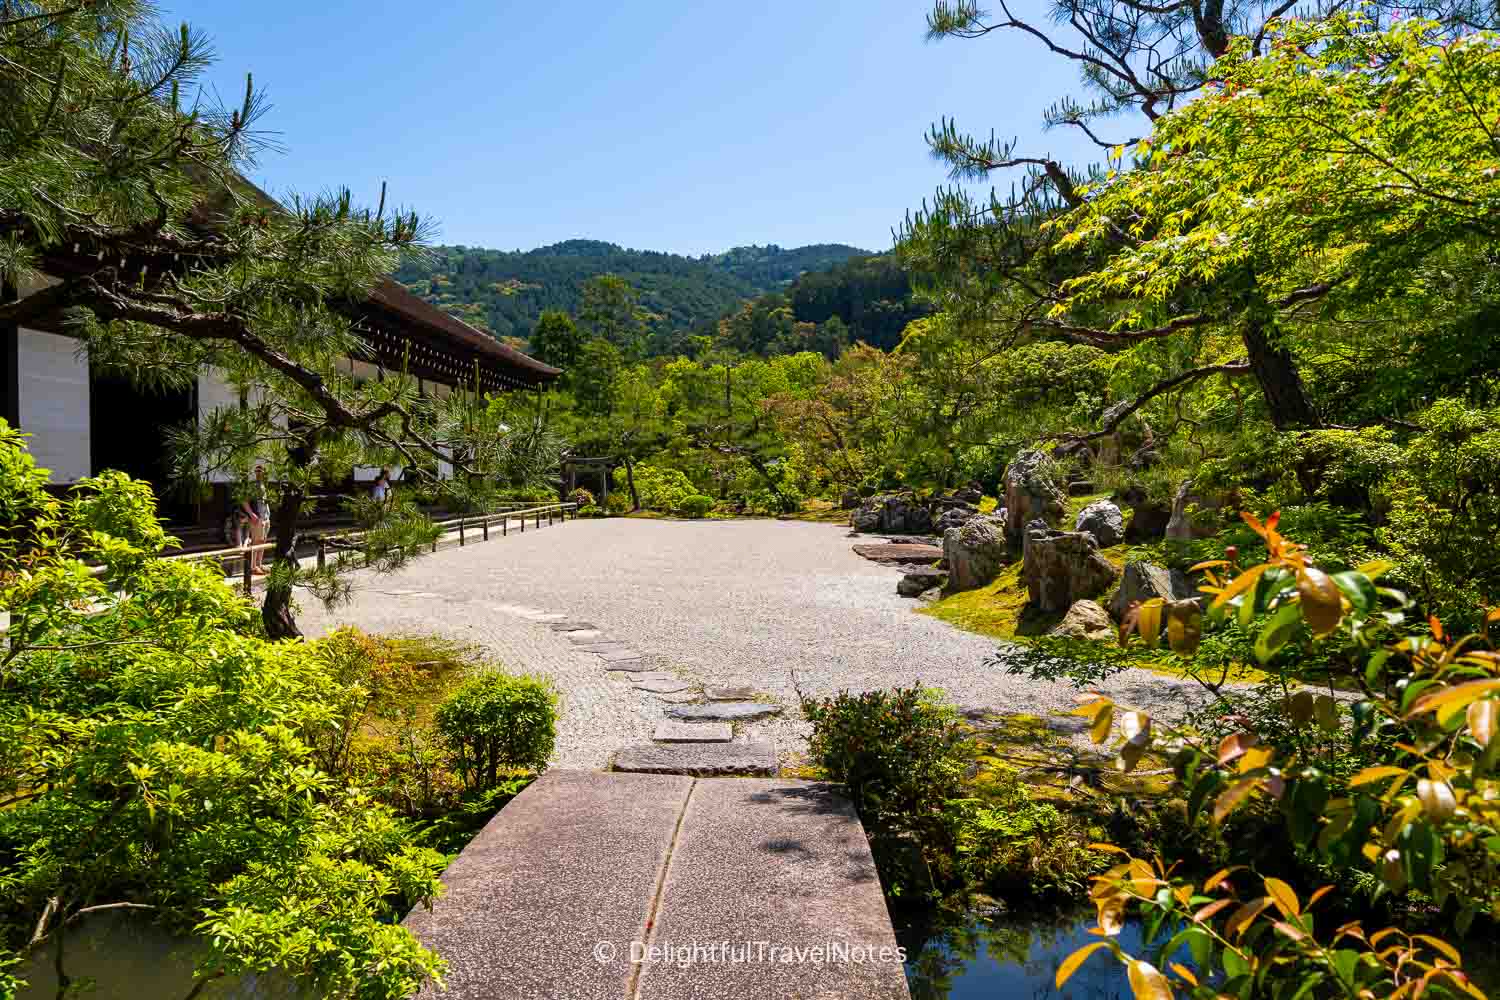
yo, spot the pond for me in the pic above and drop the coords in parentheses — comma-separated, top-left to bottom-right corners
(898, 907, 1185, 1000)
(14, 912, 300, 1000)
(898, 906, 1500, 1000)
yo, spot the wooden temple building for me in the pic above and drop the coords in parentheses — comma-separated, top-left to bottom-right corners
(0, 273, 560, 531)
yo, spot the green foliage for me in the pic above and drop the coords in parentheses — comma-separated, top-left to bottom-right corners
(0, 439, 446, 997)
(528, 309, 585, 368)
(433, 673, 558, 792)
(678, 494, 714, 518)
(613, 464, 698, 514)
(803, 686, 970, 890)
(393, 240, 868, 343)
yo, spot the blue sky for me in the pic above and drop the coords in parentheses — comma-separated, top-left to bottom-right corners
(165, 1, 1100, 255)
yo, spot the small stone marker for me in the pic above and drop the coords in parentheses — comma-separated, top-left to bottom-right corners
(597, 648, 643, 662)
(613, 741, 777, 777)
(633, 677, 692, 694)
(666, 701, 782, 722)
(704, 685, 757, 701)
(653, 722, 732, 742)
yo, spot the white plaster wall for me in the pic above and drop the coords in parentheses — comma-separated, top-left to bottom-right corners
(17, 329, 90, 483)
(197, 367, 241, 483)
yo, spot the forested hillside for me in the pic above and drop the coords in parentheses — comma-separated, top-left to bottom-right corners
(394, 239, 868, 341)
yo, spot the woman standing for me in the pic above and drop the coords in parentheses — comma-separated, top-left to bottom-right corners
(241, 465, 272, 575)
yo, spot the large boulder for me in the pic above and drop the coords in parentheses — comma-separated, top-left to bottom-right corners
(1003, 449, 1068, 547)
(943, 514, 1008, 592)
(1108, 560, 1201, 619)
(1118, 486, 1172, 542)
(1165, 480, 1226, 541)
(1048, 600, 1115, 641)
(1023, 527, 1121, 614)
(850, 492, 934, 535)
(934, 505, 979, 534)
(1074, 499, 1125, 548)
(898, 567, 948, 598)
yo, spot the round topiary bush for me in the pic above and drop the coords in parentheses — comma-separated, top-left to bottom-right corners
(569, 487, 595, 509)
(678, 494, 714, 518)
(433, 672, 558, 791)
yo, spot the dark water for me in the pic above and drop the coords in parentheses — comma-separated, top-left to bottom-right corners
(15, 913, 300, 1000)
(898, 908, 1180, 1000)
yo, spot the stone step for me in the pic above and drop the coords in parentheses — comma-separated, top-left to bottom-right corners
(613, 741, 778, 777)
(703, 685, 757, 701)
(666, 701, 783, 722)
(654, 721, 733, 743)
(633, 677, 693, 694)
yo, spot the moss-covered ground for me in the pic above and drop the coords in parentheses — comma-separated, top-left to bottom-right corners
(917, 492, 1269, 683)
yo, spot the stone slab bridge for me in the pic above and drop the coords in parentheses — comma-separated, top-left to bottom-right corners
(403, 771, 911, 999)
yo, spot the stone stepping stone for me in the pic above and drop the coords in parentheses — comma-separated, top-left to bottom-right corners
(564, 630, 606, 642)
(654, 722, 732, 743)
(548, 621, 597, 632)
(704, 685, 758, 701)
(666, 701, 782, 722)
(623, 671, 678, 683)
(573, 641, 631, 653)
(602, 661, 652, 673)
(653, 691, 702, 704)
(597, 648, 643, 662)
(633, 677, 693, 694)
(612, 741, 777, 777)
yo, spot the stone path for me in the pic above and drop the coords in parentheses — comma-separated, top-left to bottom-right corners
(403, 771, 910, 1000)
(298, 518, 1238, 770)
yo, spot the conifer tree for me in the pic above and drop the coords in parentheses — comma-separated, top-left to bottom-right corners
(0, 2, 539, 637)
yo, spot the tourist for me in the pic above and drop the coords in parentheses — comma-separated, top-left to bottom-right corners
(242, 464, 271, 575)
(372, 468, 392, 503)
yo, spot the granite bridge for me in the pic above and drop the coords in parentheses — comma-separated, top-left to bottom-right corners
(403, 771, 911, 999)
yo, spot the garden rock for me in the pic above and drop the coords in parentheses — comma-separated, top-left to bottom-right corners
(1074, 499, 1125, 548)
(1108, 560, 1200, 620)
(1048, 600, 1115, 641)
(934, 505, 978, 534)
(1119, 486, 1172, 542)
(1003, 449, 1068, 546)
(1023, 527, 1120, 613)
(942, 514, 1008, 592)
(852, 542, 943, 565)
(849, 492, 933, 534)
(898, 567, 948, 598)
(1165, 479, 1226, 541)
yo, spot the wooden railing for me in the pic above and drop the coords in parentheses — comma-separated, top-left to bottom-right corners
(103, 503, 579, 594)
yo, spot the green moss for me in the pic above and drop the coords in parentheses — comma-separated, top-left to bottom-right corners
(978, 495, 999, 514)
(918, 561, 1032, 639)
(917, 533, 1271, 685)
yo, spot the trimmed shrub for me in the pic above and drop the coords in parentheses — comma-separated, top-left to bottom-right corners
(678, 494, 714, 518)
(568, 487, 595, 508)
(434, 672, 558, 791)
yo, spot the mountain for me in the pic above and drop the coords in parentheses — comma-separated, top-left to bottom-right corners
(393, 239, 870, 342)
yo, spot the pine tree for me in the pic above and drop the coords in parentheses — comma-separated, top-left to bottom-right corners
(0, 3, 548, 637)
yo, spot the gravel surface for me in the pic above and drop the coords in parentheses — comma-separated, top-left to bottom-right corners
(297, 517, 1227, 767)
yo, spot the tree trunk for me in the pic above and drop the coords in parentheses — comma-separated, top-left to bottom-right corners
(1241, 316, 1319, 431)
(261, 484, 304, 640)
(624, 455, 641, 511)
